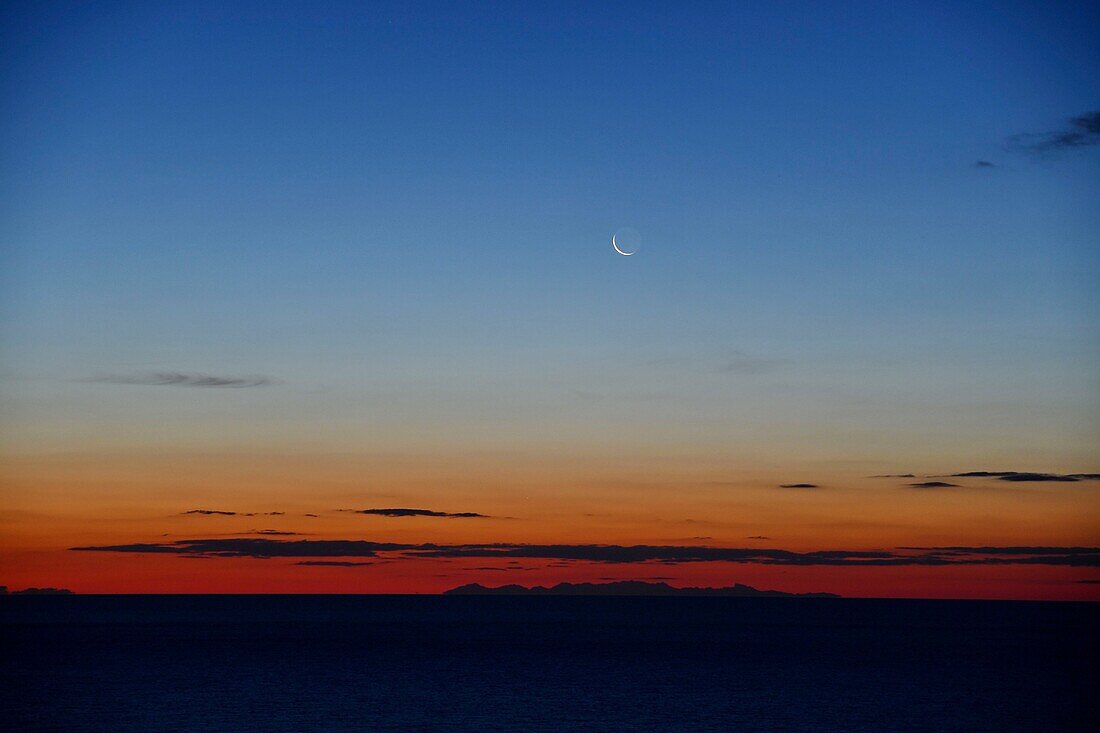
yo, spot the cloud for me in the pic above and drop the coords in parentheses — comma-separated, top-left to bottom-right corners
(345, 508, 489, 518)
(950, 471, 1094, 482)
(746, 536, 771, 540)
(472, 566, 532, 571)
(908, 481, 959, 488)
(1005, 111, 1100, 155)
(871, 474, 915, 478)
(181, 509, 285, 517)
(68, 539, 1100, 567)
(901, 546, 1099, 555)
(414, 545, 901, 565)
(249, 530, 301, 536)
(649, 351, 786, 376)
(71, 539, 401, 558)
(895, 547, 1100, 566)
(86, 372, 275, 388)
(992, 473, 1078, 482)
(951, 471, 1016, 477)
(779, 483, 818, 489)
(974, 160, 996, 168)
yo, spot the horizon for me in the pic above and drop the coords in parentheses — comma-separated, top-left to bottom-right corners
(3, 577, 1094, 601)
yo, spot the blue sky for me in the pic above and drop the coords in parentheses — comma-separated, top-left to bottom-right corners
(1, 1, 1097, 469)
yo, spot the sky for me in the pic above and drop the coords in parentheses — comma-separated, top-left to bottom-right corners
(1, 1, 1098, 598)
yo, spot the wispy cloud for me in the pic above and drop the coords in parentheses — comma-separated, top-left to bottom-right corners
(908, 481, 959, 488)
(779, 483, 819, 489)
(719, 351, 786, 375)
(86, 372, 275, 388)
(647, 350, 786, 376)
(1005, 111, 1100, 155)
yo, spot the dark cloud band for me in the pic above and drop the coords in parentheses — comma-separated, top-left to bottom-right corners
(950, 471, 1095, 482)
(69, 539, 1100, 567)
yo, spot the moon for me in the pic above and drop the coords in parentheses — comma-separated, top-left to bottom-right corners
(611, 234, 634, 256)
(612, 227, 640, 256)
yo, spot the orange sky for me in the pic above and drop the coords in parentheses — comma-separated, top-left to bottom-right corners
(2, 450, 1096, 599)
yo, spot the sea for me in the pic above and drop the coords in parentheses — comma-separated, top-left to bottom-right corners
(1, 595, 1095, 732)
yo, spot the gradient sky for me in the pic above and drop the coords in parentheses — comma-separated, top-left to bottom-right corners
(1, 1, 1098, 599)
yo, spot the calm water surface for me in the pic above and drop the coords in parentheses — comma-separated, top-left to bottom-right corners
(2, 596, 1095, 732)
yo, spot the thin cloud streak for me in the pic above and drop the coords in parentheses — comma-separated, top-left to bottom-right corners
(182, 510, 286, 517)
(1005, 111, 1100, 155)
(86, 372, 276, 388)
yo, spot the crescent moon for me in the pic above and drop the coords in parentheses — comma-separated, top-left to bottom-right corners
(612, 234, 636, 256)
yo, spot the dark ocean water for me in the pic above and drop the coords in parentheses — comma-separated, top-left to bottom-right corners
(1, 596, 1095, 732)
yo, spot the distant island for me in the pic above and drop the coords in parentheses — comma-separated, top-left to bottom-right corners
(444, 581, 839, 598)
(0, 585, 74, 595)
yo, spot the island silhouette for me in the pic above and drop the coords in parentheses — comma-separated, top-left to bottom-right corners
(0, 586, 73, 595)
(444, 581, 839, 597)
